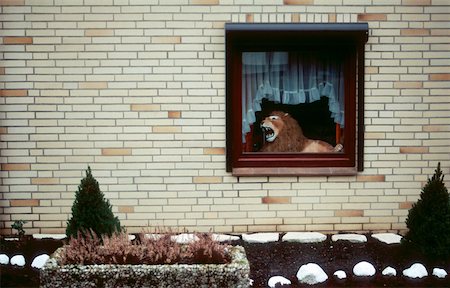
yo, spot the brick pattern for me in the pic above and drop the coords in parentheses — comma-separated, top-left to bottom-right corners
(0, 0, 449, 235)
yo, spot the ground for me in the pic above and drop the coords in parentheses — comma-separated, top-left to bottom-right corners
(1, 233, 449, 287)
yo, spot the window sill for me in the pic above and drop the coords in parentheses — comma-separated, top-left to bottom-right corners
(232, 166, 357, 177)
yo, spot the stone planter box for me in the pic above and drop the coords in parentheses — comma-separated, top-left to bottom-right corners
(40, 245, 250, 288)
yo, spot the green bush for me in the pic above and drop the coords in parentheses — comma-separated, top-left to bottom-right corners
(66, 166, 121, 239)
(403, 162, 450, 259)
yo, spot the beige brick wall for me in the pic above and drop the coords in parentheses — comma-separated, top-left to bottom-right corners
(1, 0, 449, 235)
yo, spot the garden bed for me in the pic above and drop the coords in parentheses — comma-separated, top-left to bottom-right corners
(1, 233, 449, 287)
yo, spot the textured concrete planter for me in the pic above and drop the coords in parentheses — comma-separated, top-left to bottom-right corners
(40, 245, 250, 288)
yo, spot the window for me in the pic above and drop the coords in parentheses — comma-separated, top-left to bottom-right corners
(225, 23, 368, 176)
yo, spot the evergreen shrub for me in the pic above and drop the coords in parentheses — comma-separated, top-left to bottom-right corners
(66, 166, 121, 239)
(403, 162, 450, 259)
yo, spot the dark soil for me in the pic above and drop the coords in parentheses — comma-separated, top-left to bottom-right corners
(1, 234, 449, 288)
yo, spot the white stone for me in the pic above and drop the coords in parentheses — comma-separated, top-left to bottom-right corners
(353, 261, 376, 277)
(33, 234, 66, 240)
(403, 263, 428, 279)
(432, 268, 447, 279)
(282, 232, 327, 243)
(333, 270, 347, 279)
(268, 276, 291, 288)
(212, 233, 240, 242)
(10, 255, 25, 267)
(296, 263, 328, 285)
(31, 254, 49, 269)
(331, 234, 367, 243)
(242, 233, 279, 243)
(128, 234, 136, 241)
(0, 254, 9, 265)
(144, 233, 162, 240)
(371, 233, 402, 244)
(171, 233, 199, 244)
(382, 266, 397, 276)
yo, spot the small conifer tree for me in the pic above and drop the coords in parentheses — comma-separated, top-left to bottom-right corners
(404, 162, 450, 259)
(66, 166, 121, 239)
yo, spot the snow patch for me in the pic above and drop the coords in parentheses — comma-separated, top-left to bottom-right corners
(268, 276, 291, 287)
(297, 263, 328, 285)
(32, 234, 66, 240)
(242, 233, 279, 243)
(371, 233, 402, 244)
(382, 266, 397, 276)
(333, 270, 347, 279)
(10, 255, 25, 267)
(432, 268, 447, 279)
(212, 233, 240, 242)
(403, 263, 428, 279)
(331, 234, 367, 243)
(282, 232, 326, 243)
(31, 254, 49, 269)
(0, 254, 9, 265)
(353, 261, 376, 277)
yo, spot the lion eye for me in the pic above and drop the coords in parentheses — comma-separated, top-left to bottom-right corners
(269, 116, 279, 120)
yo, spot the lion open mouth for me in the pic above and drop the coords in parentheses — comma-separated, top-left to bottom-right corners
(261, 125, 277, 142)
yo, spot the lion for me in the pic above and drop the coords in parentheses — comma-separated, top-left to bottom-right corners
(259, 111, 343, 153)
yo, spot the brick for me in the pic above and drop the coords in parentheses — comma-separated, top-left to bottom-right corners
(168, 111, 181, 118)
(1, 163, 30, 171)
(402, 0, 430, 5)
(357, 175, 386, 182)
(283, 0, 313, 4)
(101, 148, 132, 156)
(131, 104, 160, 111)
(0, 90, 28, 97)
(10, 199, 40, 207)
(191, 0, 219, 4)
(203, 148, 225, 155)
(394, 81, 423, 89)
(0, 127, 7, 134)
(328, 13, 336, 23)
(85, 29, 114, 37)
(400, 29, 430, 36)
(246, 14, 254, 23)
(335, 210, 364, 217)
(261, 196, 290, 204)
(399, 202, 413, 209)
(193, 176, 222, 183)
(0, 0, 25, 5)
(151, 36, 181, 44)
(430, 74, 450, 81)
(118, 206, 134, 213)
(31, 178, 59, 185)
(400, 147, 429, 154)
(3, 37, 33, 44)
(79, 82, 108, 89)
(357, 14, 387, 21)
(153, 126, 181, 133)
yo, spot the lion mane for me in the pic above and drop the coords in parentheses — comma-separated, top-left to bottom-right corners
(259, 111, 340, 153)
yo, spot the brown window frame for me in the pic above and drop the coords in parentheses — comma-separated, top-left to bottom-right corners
(225, 23, 368, 176)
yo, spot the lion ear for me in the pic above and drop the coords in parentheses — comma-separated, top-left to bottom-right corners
(284, 113, 289, 117)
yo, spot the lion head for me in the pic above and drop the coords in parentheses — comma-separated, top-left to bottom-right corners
(259, 111, 307, 152)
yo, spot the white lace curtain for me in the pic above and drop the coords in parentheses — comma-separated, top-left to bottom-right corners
(241, 51, 345, 142)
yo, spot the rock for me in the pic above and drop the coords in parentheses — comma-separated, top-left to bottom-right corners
(171, 233, 199, 244)
(32, 254, 50, 269)
(0, 254, 9, 265)
(242, 233, 279, 243)
(212, 233, 240, 242)
(33, 234, 66, 240)
(331, 234, 367, 243)
(268, 276, 291, 287)
(333, 270, 347, 279)
(382, 266, 397, 276)
(432, 268, 447, 278)
(296, 263, 328, 285)
(282, 232, 326, 243)
(353, 261, 376, 276)
(371, 233, 402, 244)
(403, 263, 428, 278)
(10, 255, 25, 267)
